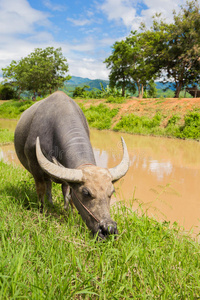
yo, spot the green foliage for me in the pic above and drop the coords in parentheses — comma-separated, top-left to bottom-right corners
(83, 104, 118, 129)
(106, 96, 125, 103)
(144, 80, 158, 98)
(2, 47, 71, 97)
(0, 84, 17, 100)
(114, 113, 162, 134)
(72, 85, 89, 98)
(0, 100, 33, 119)
(0, 161, 200, 298)
(167, 115, 181, 126)
(178, 112, 200, 139)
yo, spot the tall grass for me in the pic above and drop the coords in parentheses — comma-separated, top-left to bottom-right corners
(0, 161, 200, 299)
(0, 100, 33, 119)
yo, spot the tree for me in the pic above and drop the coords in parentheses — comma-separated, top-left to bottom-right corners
(168, 0, 200, 97)
(126, 31, 160, 98)
(104, 32, 159, 98)
(145, 1, 200, 97)
(2, 47, 71, 97)
(104, 40, 136, 97)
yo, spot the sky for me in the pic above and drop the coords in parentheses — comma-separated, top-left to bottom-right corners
(0, 0, 198, 81)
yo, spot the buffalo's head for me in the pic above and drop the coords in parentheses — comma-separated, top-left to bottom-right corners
(36, 137, 129, 239)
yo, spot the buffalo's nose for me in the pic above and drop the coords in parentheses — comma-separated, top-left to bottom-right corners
(99, 221, 118, 236)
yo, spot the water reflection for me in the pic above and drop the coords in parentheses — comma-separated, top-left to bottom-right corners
(1, 122, 200, 235)
(149, 160, 173, 180)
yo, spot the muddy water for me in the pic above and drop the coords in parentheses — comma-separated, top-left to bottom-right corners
(1, 120, 200, 234)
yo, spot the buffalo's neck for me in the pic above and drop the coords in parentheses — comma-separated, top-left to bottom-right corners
(54, 126, 96, 169)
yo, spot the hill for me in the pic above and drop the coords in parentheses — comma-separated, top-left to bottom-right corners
(65, 76, 109, 91)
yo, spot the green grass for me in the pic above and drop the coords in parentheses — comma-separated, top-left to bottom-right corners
(82, 103, 118, 130)
(106, 96, 125, 104)
(0, 129, 14, 144)
(0, 100, 33, 119)
(114, 111, 200, 140)
(0, 161, 200, 299)
(114, 113, 163, 135)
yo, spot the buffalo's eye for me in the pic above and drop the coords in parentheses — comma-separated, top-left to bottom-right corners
(82, 187, 92, 198)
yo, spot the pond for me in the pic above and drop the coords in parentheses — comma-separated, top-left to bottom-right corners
(1, 119, 200, 235)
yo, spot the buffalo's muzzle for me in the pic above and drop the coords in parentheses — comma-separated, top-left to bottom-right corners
(96, 221, 118, 240)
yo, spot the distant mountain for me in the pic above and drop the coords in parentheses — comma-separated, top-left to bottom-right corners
(65, 76, 109, 90)
(155, 82, 175, 91)
(66, 76, 91, 86)
(64, 76, 176, 94)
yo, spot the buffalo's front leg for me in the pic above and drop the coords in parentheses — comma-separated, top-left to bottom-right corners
(45, 179, 54, 206)
(35, 179, 46, 211)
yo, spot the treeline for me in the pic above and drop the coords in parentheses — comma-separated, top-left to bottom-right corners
(104, 0, 200, 98)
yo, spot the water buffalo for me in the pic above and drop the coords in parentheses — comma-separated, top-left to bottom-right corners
(14, 91, 129, 239)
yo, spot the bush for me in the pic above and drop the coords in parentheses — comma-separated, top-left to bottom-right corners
(114, 113, 161, 134)
(83, 104, 118, 129)
(167, 115, 181, 126)
(0, 84, 18, 100)
(178, 112, 200, 139)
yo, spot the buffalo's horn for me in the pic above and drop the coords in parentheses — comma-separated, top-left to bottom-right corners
(36, 137, 83, 183)
(109, 137, 129, 182)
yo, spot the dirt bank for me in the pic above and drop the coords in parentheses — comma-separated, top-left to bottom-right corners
(76, 97, 200, 128)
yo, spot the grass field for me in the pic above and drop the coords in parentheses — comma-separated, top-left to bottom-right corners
(0, 161, 200, 299)
(0, 98, 200, 298)
(0, 128, 14, 144)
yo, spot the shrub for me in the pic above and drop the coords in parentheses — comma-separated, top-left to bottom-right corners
(167, 115, 181, 126)
(178, 112, 200, 139)
(114, 113, 161, 134)
(83, 104, 118, 130)
(0, 84, 18, 100)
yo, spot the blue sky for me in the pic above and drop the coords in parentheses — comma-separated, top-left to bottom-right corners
(0, 0, 196, 80)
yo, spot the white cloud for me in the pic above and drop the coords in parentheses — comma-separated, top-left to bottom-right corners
(43, 0, 66, 11)
(0, 0, 53, 76)
(100, 0, 138, 28)
(68, 58, 109, 80)
(141, 0, 184, 27)
(100, 0, 189, 30)
(0, 0, 49, 34)
(67, 17, 92, 27)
